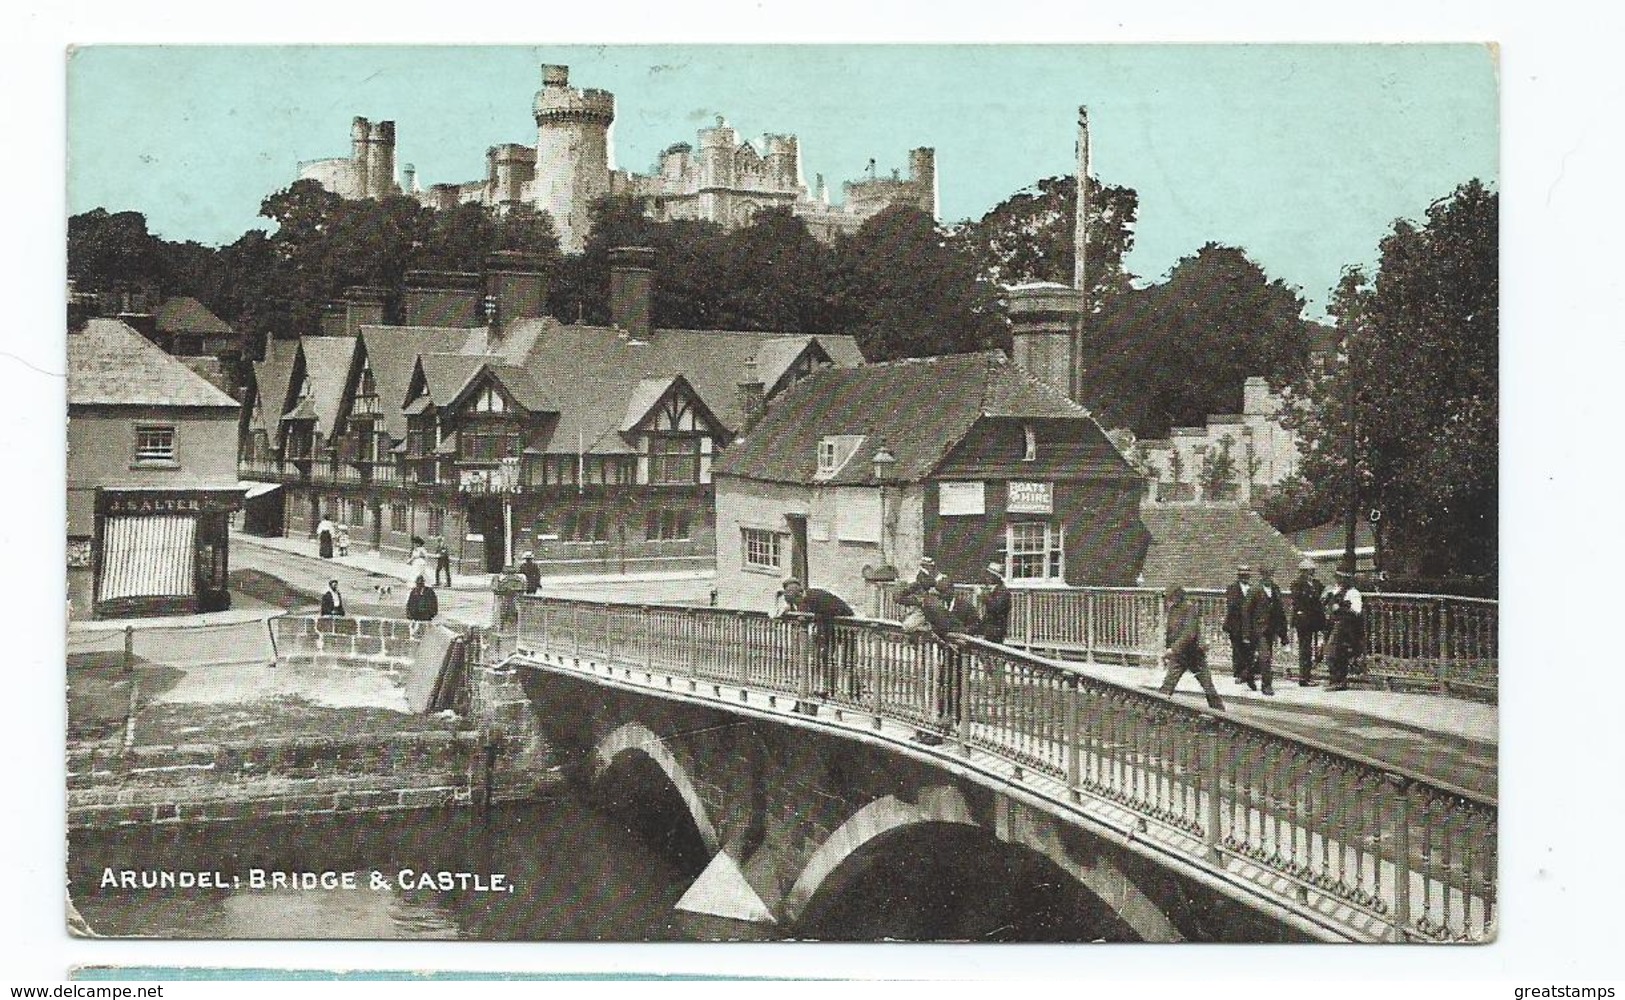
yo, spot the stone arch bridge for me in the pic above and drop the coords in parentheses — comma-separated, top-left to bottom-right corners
(479, 596, 1495, 943)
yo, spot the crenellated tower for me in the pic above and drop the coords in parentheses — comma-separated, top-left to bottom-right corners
(531, 64, 616, 253)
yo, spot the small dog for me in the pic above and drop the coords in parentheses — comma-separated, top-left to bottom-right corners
(372, 582, 394, 599)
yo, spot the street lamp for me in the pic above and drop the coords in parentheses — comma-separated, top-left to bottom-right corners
(871, 443, 897, 576)
(1342, 332, 1359, 576)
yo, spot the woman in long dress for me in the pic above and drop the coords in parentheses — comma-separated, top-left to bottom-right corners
(316, 517, 335, 559)
(407, 535, 430, 584)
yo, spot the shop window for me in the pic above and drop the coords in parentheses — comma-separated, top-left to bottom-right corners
(1007, 521, 1064, 581)
(389, 504, 407, 533)
(134, 424, 176, 465)
(742, 528, 783, 571)
(427, 506, 445, 536)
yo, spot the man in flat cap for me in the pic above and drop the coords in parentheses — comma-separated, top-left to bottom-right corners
(1323, 570, 1365, 691)
(1223, 564, 1257, 688)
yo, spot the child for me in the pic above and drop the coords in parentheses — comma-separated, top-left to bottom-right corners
(336, 526, 351, 558)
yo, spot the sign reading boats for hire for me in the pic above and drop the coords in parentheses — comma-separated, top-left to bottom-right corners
(1006, 481, 1054, 514)
(60, 42, 1501, 956)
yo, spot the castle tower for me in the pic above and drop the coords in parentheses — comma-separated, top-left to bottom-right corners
(367, 120, 397, 198)
(909, 147, 939, 219)
(532, 64, 616, 254)
(764, 134, 803, 193)
(350, 117, 372, 199)
(698, 116, 738, 190)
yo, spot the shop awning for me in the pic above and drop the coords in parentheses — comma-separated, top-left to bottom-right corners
(239, 480, 282, 500)
(100, 514, 196, 602)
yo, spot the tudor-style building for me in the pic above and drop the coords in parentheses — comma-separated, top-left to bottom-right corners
(240, 250, 864, 577)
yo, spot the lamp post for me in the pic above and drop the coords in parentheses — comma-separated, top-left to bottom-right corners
(1342, 332, 1359, 576)
(872, 444, 897, 568)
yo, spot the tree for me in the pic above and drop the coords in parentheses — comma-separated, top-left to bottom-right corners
(67, 209, 167, 291)
(835, 204, 1005, 361)
(1281, 181, 1497, 578)
(1082, 243, 1315, 437)
(952, 174, 1139, 310)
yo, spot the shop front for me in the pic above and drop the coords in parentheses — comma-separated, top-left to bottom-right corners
(93, 488, 241, 618)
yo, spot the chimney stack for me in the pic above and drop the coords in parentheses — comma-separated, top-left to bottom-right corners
(320, 302, 347, 338)
(737, 357, 766, 429)
(342, 286, 387, 338)
(1071, 105, 1091, 402)
(403, 271, 483, 327)
(1006, 283, 1085, 404)
(484, 251, 549, 333)
(608, 246, 655, 343)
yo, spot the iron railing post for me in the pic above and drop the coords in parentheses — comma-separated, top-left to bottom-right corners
(1083, 593, 1096, 663)
(1204, 720, 1224, 863)
(955, 644, 970, 755)
(736, 612, 750, 690)
(870, 630, 884, 728)
(571, 602, 581, 658)
(123, 625, 135, 675)
(1066, 674, 1082, 797)
(1390, 772, 1413, 942)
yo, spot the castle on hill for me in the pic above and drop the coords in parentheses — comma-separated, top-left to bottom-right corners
(296, 64, 938, 254)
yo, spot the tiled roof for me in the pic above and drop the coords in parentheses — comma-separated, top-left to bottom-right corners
(357, 325, 465, 440)
(249, 339, 299, 434)
(417, 353, 491, 408)
(153, 296, 233, 336)
(445, 361, 555, 415)
(68, 318, 238, 409)
(297, 336, 358, 437)
(619, 376, 679, 432)
(1137, 506, 1306, 590)
(714, 350, 1092, 486)
(1289, 518, 1375, 554)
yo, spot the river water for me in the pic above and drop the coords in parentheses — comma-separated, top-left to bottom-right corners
(69, 795, 1119, 941)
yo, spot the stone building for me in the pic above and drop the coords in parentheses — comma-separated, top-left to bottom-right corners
(711, 351, 1149, 616)
(240, 250, 864, 578)
(68, 319, 242, 618)
(298, 64, 936, 253)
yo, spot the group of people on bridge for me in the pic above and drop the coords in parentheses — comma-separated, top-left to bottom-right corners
(1161, 560, 1366, 712)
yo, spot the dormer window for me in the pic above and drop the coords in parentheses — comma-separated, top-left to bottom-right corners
(816, 435, 865, 480)
(1022, 424, 1038, 462)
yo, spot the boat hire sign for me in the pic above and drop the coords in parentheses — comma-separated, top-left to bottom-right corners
(1006, 481, 1054, 515)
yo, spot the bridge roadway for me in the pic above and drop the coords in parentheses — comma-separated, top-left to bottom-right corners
(497, 597, 1497, 944)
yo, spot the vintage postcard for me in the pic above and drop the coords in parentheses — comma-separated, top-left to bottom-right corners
(64, 43, 1497, 946)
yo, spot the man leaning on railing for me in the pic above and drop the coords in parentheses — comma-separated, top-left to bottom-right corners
(1158, 585, 1226, 711)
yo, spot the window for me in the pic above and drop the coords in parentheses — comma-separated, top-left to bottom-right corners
(427, 506, 445, 536)
(742, 528, 783, 571)
(389, 503, 407, 533)
(1023, 424, 1038, 462)
(134, 425, 176, 464)
(649, 436, 701, 484)
(815, 435, 865, 479)
(462, 431, 520, 463)
(561, 509, 609, 543)
(1007, 521, 1064, 581)
(347, 499, 365, 526)
(646, 509, 691, 541)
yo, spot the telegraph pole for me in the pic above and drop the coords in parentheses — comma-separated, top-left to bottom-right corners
(1072, 105, 1090, 404)
(1342, 336, 1359, 575)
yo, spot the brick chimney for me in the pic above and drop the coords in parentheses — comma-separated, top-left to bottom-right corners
(608, 246, 655, 342)
(1005, 282, 1085, 403)
(737, 357, 765, 429)
(403, 271, 483, 327)
(320, 303, 347, 338)
(342, 286, 387, 338)
(484, 251, 549, 332)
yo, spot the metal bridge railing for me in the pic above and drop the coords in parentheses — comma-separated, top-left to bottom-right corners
(876, 583, 1497, 699)
(512, 594, 1497, 943)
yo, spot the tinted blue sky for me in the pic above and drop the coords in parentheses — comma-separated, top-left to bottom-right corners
(67, 44, 1496, 315)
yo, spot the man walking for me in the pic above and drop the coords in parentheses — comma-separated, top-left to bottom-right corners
(780, 578, 857, 699)
(434, 537, 453, 588)
(1158, 585, 1225, 711)
(519, 551, 541, 595)
(1290, 558, 1327, 685)
(1247, 566, 1290, 696)
(919, 574, 978, 742)
(1223, 564, 1256, 687)
(977, 562, 1012, 645)
(319, 578, 345, 617)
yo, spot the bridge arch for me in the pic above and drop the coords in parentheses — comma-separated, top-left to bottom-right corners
(592, 722, 720, 857)
(785, 787, 1179, 941)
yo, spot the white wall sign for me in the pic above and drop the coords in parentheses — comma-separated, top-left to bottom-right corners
(1007, 481, 1054, 514)
(939, 481, 985, 517)
(834, 487, 882, 542)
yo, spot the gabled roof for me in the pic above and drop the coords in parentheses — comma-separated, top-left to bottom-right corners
(249, 338, 299, 434)
(714, 350, 1095, 486)
(445, 361, 555, 415)
(356, 325, 464, 439)
(154, 296, 233, 336)
(296, 336, 358, 436)
(415, 353, 492, 408)
(619, 376, 680, 432)
(1137, 506, 1306, 590)
(68, 318, 239, 409)
(1289, 518, 1375, 555)
(752, 335, 865, 394)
